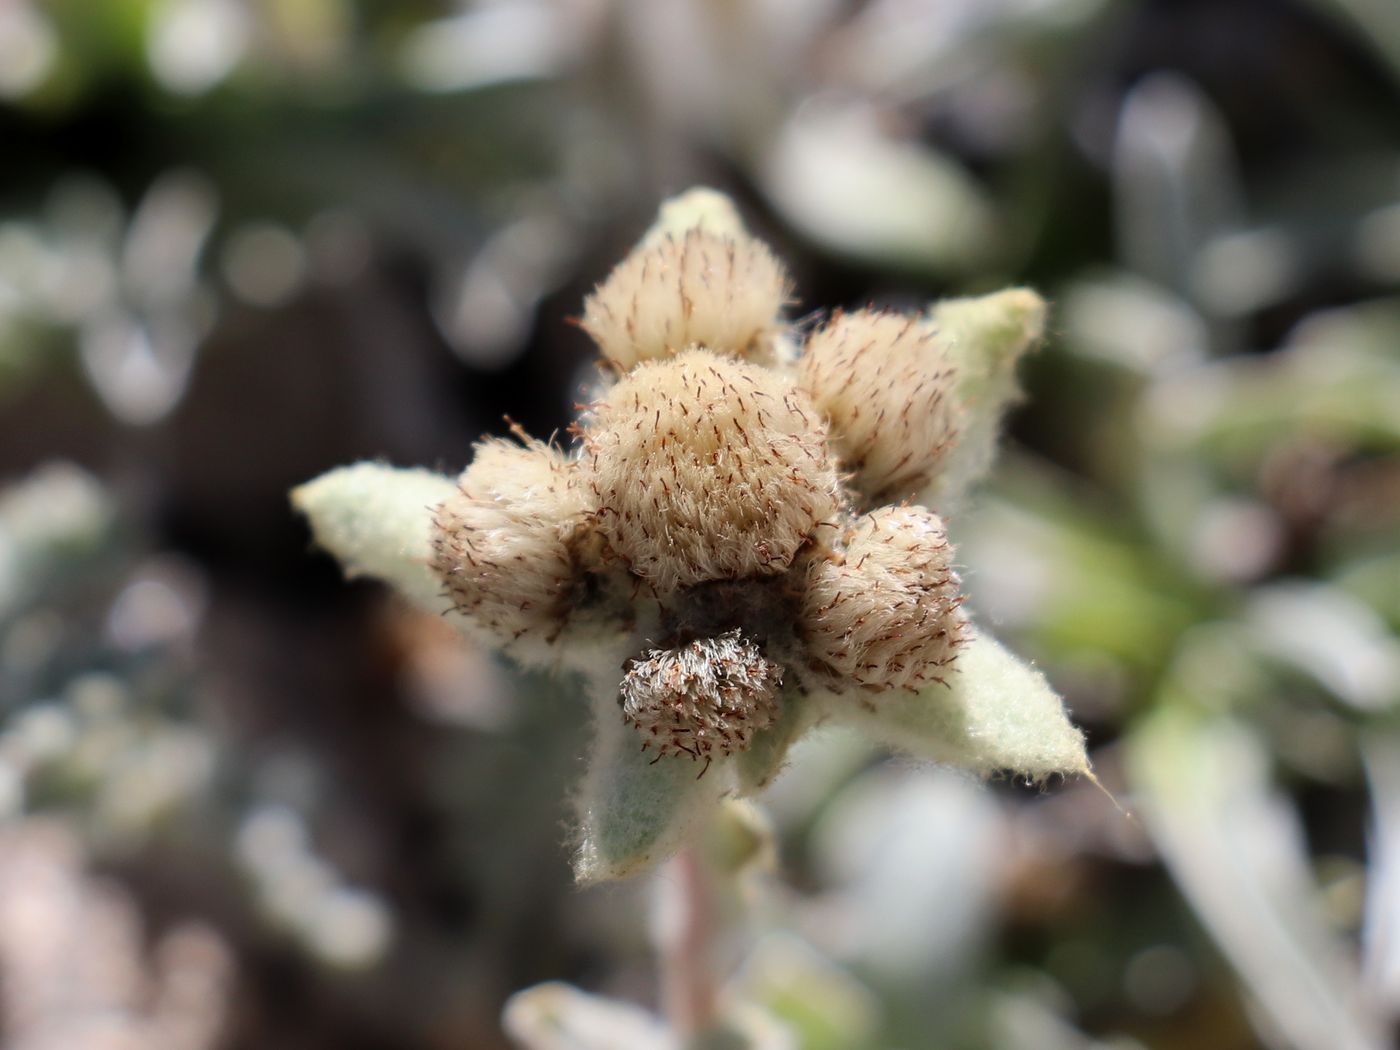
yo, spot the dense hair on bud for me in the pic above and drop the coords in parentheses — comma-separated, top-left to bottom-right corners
(580, 229, 791, 370)
(619, 630, 782, 761)
(431, 439, 590, 651)
(798, 310, 961, 504)
(802, 506, 966, 691)
(584, 348, 841, 593)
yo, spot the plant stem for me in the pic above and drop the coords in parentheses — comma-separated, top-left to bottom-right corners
(658, 844, 719, 1036)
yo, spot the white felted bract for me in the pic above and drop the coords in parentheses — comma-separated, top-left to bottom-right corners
(923, 288, 1047, 507)
(799, 310, 961, 503)
(827, 630, 1088, 779)
(639, 186, 746, 245)
(584, 348, 841, 593)
(431, 439, 591, 657)
(803, 506, 966, 692)
(620, 630, 782, 762)
(580, 228, 791, 370)
(574, 672, 733, 884)
(292, 463, 457, 611)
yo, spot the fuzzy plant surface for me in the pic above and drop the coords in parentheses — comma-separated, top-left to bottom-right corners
(293, 189, 1089, 883)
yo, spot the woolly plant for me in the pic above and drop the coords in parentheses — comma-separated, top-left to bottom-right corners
(293, 189, 1088, 884)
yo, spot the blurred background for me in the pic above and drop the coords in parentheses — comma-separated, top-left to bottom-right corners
(2, 0, 1399, 1047)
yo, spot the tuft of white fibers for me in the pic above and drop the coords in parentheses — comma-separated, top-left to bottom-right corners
(798, 309, 961, 504)
(620, 629, 782, 763)
(580, 227, 791, 370)
(431, 438, 591, 656)
(583, 348, 842, 593)
(802, 505, 966, 692)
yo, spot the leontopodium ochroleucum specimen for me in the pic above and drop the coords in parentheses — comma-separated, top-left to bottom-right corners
(292, 188, 1090, 884)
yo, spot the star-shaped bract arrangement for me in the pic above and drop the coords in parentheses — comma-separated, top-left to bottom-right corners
(293, 190, 1088, 883)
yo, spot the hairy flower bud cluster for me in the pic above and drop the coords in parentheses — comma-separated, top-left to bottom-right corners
(295, 188, 1079, 882)
(422, 189, 1050, 783)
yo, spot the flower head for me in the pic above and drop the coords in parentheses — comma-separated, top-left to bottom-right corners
(584, 348, 840, 591)
(293, 189, 1089, 883)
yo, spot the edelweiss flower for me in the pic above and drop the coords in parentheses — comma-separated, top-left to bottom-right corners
(293, 189, 1089, 883)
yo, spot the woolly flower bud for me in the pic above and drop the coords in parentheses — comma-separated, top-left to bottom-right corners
(580, 228, 791, 370)
(431, 439, 590, 652)
(619, 630, 782, 762)
(803, 505, 966, 691)
(585, 348, 841, 593)
(798, 310, 960, 504)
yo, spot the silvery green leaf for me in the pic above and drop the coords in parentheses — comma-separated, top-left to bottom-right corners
(0, 462, 113, 618)
(1333, 550, 1400, 629)
(573, 674, 732, 884)
(823, 630, 1089, 780)
(1141, 336, 1400, 459)
(291, 462, 456, 612)
(760, 100, 997, 274)
(1362, 732, 1400, 1020)
(1246, 580, 1400, 712)
(808, 765, 1000, 983)
(990, 989, 1148, 1050)
(1060, 273, 1207, 373)
(686, 1004, 797, 1050)
(503, 981, 677, 1050)
(697, 799, 775, 877)
(737, 934, 880, 1050)
(923, 289, 1047, 508)
(1129, 707, 1391, 1050)
(1113, 73, 1241, 297)
(732, 687, 820, 796)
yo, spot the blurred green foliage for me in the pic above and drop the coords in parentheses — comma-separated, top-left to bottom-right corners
(2, 1, 1399, 1048)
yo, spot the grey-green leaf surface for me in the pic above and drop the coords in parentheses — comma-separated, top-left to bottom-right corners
(1129, 707, 1390, 1050)
(823, 630, 1088, 780)
(573, 675, 732, 883)
(923, 289, 1046, 509)
(291, 462, 456, 612)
